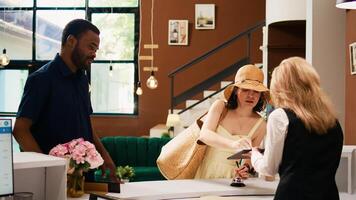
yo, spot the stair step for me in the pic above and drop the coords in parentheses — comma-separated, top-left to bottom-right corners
(203, 90, 224, 101)
(220, 81, 233, 89)
(185, 100, 211, 109)
(203, 90, 216, 98)
(149, 124, 168, 138)
(185, 100, 199, 108)
(179, 108, 208, 127)
(167, 109, 182, 114)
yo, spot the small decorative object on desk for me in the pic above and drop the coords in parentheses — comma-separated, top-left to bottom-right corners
(116, 165, 135, 183)
(230, 160, 246, 187)
(230, 177, 246, 187)
(49, 138, 104, 198)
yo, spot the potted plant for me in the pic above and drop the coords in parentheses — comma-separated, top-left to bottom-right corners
(116, 165, 135, 182)
(161, 132, 171, 138)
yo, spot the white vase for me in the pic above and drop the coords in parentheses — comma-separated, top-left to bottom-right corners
(121, 178, 130, 183)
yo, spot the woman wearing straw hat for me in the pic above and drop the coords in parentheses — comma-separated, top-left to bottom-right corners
(195, 64, 269, 179)
(251, 57, 343, 200)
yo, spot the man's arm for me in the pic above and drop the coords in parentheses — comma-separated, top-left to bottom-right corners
(92, 131, 120, 182)
(13, 117, 42, 153)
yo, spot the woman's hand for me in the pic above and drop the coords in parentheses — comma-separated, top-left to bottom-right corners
(234, 164, 250, 179)
(231, 137, 252, 150)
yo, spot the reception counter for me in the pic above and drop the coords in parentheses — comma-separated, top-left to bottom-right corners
(69, 177, 356, 200)
(13, 152, 66, 200)
(70, 178, 277, 200)
(11, 145, 356, 200)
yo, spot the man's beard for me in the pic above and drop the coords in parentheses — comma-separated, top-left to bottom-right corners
(71, 45, 91, 71)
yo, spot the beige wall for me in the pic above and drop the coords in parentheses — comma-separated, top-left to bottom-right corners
(91, 0, 265, 137)
(306, 0, 346, 131)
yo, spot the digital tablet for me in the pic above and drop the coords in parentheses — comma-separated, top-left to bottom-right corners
(227, 148, 265, 160)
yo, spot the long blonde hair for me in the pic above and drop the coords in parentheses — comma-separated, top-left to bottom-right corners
(270, 57, 336, 134)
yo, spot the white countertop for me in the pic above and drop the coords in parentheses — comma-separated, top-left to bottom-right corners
(69, 178, 278, 200)
(13, 152, 66, 169)
(68, 178, 356, 200)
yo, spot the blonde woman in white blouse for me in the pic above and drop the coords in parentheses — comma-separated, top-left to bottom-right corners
(251, 57, 343, 200)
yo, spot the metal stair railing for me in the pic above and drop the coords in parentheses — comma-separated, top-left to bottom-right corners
(168, 21, 265, 114)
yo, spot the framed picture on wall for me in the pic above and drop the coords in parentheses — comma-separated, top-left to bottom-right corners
(168, 20, 188, 45)
(195, 4, 215, 29)
(350, 42, 356, 75)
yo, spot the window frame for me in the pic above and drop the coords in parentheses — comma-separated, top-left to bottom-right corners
(0, 0, 140, 116)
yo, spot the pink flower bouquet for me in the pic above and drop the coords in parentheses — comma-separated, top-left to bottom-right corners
(49, 138, 104, 174)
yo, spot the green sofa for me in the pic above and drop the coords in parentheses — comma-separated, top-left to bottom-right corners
(95, 136, 171, 182)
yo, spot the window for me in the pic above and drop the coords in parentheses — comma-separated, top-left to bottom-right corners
(0, 0, 139, 115)
(0, 70, 28, 113)
(91, 63, 134, 114)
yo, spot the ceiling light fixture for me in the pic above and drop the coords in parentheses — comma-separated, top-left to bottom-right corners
(336, 0, 356, 9)
(146, 71, 158, 89)
(136, 0, 143, 95)
(0, 9, 10, 67)
(136, 81, 143, 95)
(0, 49, 10, 67)
(109, 65, 113, 77)
(146, 0, 158, 89)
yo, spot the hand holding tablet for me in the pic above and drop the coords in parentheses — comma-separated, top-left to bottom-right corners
(227, 148, 264, 160)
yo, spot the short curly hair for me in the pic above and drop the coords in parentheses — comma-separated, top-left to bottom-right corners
(61, 19, 100, 46)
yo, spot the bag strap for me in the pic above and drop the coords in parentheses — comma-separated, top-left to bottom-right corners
(247, 117, 264, 138)
(197, 104, 228, 145)
(196, 103, 228, 129)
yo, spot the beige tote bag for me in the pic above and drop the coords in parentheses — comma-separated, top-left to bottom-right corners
(157, 108, 227, 180)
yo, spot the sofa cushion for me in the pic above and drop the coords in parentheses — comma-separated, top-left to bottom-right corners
(101, 136, 171, 167)
(133, 166, 165, 182)
(98, 136, 171, 182)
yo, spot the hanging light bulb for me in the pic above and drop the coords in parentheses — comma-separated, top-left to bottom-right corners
(136, 81, 143, 95)
(146, 71, 158, 89)
(0, 49, 10, 66)
(109, 65, 113, 77)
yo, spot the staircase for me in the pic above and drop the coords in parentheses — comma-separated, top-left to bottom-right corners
(173, 81, 232, 133)
(149, 80, 233, 137)
(149, 21, 265, 137)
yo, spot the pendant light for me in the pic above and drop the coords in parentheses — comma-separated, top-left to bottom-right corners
(0, 49, 10, 67)
(136, 0, 143, 95)
(136, 81, 143, 95)
(146, 70, 158, 89)
(146, 0, 158, 89)
(336, 0, 356, 9)
(0, 9, 10, 67)
(109, 65, 113, 77)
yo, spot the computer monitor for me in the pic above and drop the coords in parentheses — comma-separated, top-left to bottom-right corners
(0, 119, 14, 197)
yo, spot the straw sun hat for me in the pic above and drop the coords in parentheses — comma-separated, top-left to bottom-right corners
(223, 64, 269, 101)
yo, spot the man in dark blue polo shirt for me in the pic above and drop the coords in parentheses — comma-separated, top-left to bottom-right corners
(13, 19, 118, 182)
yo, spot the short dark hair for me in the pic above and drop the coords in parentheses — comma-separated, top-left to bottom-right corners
(61, 19, 100, 46)
(226, 86, 266, 112)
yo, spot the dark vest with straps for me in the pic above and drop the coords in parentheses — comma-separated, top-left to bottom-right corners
(274, 109, 343, 200)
